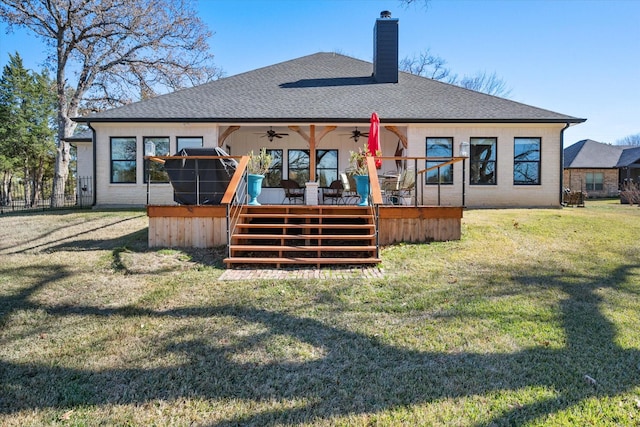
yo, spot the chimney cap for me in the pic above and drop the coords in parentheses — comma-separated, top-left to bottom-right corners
(380, 10, 392, 18)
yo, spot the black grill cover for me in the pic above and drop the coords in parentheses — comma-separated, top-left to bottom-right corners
(164, 147, 237, 205)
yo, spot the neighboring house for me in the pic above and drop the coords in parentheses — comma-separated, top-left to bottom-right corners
(563, 139, 640, 198)
(616, 146, 640, 187)
(73, 12, 585, 209)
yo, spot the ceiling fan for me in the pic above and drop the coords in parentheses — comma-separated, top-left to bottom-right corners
(344, 127, 369, 142)
(258, 127, 289, 142)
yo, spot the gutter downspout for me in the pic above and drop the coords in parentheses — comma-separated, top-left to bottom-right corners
(559, 122, 571, 206)
(87, 122, 97, 207)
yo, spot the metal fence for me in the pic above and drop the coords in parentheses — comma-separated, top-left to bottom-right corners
(0, 176, 93, 213)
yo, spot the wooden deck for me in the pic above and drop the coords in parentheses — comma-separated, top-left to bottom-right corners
(147, 204, 463, 249)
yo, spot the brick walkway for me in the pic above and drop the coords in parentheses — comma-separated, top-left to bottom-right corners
(218, 266, 385, 281)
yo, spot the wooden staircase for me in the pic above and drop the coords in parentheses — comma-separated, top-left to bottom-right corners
(224, 205, 381, 268)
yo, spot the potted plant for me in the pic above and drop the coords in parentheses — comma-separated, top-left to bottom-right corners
(246, 147, 272, 205)
(349, 143, 373, 206)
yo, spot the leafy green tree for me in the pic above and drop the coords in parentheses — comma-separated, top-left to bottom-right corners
(0, 52, 56, 207)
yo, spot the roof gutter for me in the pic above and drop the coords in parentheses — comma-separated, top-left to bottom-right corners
(559, 122, 571, 205)
(73, 116, 587, 125)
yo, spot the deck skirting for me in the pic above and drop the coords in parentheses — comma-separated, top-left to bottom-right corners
(147, 205, 463, 248)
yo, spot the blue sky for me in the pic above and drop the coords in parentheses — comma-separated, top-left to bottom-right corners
(1, 0, 638, 146)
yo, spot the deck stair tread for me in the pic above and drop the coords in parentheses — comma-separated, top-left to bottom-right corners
(224, 257, 382, 265)
(239, 213, 372, 219)
(235, 223, 374, 229)
(230, 245, 377, 251)
(225, 205, 380, 268)
(231, 233, 375, 240)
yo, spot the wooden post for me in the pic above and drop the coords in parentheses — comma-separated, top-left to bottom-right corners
(309, 125, 316, 181)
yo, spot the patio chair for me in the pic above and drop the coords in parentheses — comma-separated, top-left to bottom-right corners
(380, 175, 399, 204)
(322, 179, 344, 204)
(340, 172, 358, 203)
(395, 169, 415, 205)
(281, 179, 305, 204)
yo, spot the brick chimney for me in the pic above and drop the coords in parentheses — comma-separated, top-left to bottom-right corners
(373, 11, 399, 83)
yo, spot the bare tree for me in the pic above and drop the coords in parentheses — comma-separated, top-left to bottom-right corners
(400, 51, 512, 97)
(458, 71, 512, 97)
(399, 0, 430, 7)
(0, 0, 220, 206)
(616, 133, 640, 146)
(399, 50, 452, 81)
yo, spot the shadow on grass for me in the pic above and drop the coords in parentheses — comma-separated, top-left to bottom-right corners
(1, 260, 639, 425)
(2, 214, 147, 254)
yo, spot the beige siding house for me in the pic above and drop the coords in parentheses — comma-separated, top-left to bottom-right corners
(74, 14, 585, 209)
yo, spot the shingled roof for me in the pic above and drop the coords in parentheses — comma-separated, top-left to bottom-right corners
(564, 139, 640, 169)
(75, 52, 585, 124)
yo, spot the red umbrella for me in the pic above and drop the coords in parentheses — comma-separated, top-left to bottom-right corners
(367, 112, 382, 169)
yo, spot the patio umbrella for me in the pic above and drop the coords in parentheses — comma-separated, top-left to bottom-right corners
(367, 112, 382, 169)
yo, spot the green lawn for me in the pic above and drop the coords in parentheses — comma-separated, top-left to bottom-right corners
(1, 201, 639, 426)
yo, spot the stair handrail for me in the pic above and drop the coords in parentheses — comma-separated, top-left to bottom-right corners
(222, 156, 250, 258)
(365, 156, 382, 258)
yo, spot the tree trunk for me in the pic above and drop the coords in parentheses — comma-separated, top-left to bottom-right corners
(23, 165, 32, 208)
(31, 158, 45, 207)
(1, 171, 12, 205)
(51, 110, 75, 207)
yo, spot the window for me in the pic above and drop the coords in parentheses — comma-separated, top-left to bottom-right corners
(426, 137, 453, 184)
(470, 137, 497, 185)
(316, 149, 338, 187)
(177, 136, 203, 151)
(288, 149, 309, 186)
(514, 137, 541, 185)
(111, 137, 137, 183)
(263, 149, 283, 188)
(144, 137, 170, 183)
(287, 149, 338, 187)
(586, 172, 604, 191)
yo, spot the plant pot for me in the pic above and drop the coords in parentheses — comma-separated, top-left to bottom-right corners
(247, 173, 265, 205)
(353, 174, 370, 206)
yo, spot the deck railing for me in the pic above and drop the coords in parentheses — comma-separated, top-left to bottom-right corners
(371, 155, 467, 207)
(221, 156, 249, 258)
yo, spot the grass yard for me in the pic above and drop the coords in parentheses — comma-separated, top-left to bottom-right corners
(1, 201, 639, 426)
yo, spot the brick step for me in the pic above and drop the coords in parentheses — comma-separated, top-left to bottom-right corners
(223, 257, 382, 267)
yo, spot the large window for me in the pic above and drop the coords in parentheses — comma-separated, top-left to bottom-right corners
(426, 137, 453, 184)
(514, 137, 541, 185)
(586, 172, 604, 191)
(111, 137, 137, 183)
(316, 149, 338, 187)
(263, 149, 283, 188)
(287, 149, 338, 187)
(288, 149, 309, 186)
(177, 136, 203, 152)
(470, 137, 497, 185)
(144, 137, 170, 183)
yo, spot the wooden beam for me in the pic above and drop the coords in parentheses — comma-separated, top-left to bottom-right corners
(288, 126, 310, 143)
(316, 126, 337, 144)
(309, 125, 316, 181)
(384, 125, 408, 149)
(218, 125, 240, 147)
